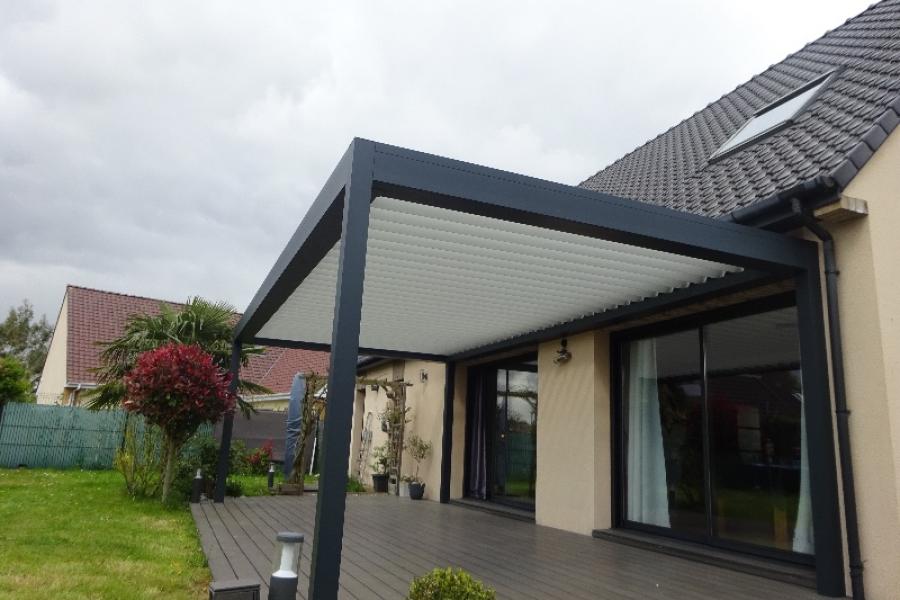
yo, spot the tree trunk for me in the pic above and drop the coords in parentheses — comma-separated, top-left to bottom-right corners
(161, 437, 178, 503)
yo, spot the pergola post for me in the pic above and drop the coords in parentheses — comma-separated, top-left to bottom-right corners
(308, 140, 374, 600)
(214, 341, 242, 503)
(439, 361, 456, 503)
(794, 265, 845, 597)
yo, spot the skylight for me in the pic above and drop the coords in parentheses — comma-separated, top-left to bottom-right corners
(710, 73, 833, 160)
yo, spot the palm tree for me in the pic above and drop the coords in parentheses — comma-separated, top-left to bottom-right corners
(84, 297, 267, 416)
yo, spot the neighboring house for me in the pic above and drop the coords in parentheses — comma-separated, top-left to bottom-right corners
(226, 2, 900, 598)
(36, 285, 329, 410)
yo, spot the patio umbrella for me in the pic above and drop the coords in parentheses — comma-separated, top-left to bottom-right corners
(283, 373, 305, 478)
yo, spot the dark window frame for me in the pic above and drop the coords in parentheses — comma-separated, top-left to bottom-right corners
(463, 352, 538, 512)
(610, 292, 815, 566)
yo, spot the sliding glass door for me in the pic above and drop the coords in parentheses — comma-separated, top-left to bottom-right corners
(465, 357, 538, 510)
(619, 302, 813, 560)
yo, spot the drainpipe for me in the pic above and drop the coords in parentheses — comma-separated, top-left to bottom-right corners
(790, 200, 865, 600)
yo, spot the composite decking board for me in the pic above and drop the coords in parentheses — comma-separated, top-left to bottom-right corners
(194, 495, 821, 600)
(260, 495, 409, 599)
(191, 504, 235, 581)
(247, 495, 380, 600)
(202, 502, 264, 583)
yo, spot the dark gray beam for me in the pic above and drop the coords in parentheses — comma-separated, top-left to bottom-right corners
(450, 270, 775, 362)
(370, 142, 817, 272)
(214, 341, 242, 503)
(308, 140, 375, 600)
(439, 361, 456, 503)
(233, 142, 355, 342)
(794, 265, 845, 597)
(247, 336, 448, 362)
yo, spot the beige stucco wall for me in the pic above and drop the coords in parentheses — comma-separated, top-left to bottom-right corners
(35, 293, 68, 404)
(535, 331, 612, 534)
(353, 360, 447, 498)
(830, 127, 900, 599)
(400, 360, 446, 500)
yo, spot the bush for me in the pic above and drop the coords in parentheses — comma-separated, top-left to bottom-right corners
(115, 416, 163, 498)
(244, 440, 273, 475)
(169, 433, 249, 502)
(346, 475, 366, 493)
(407, 568, 495, 600)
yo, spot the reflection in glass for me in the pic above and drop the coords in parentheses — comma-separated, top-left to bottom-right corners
(707, 308, 812, 553)
(492, 368, 537, 506)
(622, 305, 813, 556)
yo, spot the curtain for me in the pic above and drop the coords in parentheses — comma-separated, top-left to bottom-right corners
(793, 392, 815, 554)
(626, 339, 670, 527)
(467, 372, 488, 499)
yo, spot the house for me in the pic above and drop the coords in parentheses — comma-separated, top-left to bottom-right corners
(221, 2, 900, 598)
(36, 285, 329, 410)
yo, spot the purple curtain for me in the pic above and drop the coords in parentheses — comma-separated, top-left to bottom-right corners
(467, 372, 488, 499)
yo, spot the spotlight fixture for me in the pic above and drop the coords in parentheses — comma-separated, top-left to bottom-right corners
(554, 338, 572, 365)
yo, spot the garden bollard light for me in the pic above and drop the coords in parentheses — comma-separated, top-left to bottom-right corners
(269, 532, 303, 600)
(191, 468, 203, 504)
(267, 463, 275, 491)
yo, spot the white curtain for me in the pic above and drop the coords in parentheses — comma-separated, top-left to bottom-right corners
(793, 392, 815, 554)
(627, 339, 670, 528)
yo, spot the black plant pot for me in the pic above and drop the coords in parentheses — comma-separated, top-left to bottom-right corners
(409, 482, 425, 500)
(371, 473, 389, 493)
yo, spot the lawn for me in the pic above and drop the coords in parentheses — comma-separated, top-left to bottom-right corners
(0, 469, 209, 600)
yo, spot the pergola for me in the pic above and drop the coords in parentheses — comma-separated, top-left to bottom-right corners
(215, 138, 844, 598)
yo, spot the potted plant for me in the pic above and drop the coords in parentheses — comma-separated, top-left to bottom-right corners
(405, 434, 432, 500)
(370, 443, 390, 493)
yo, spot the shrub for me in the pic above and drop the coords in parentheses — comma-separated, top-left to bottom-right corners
(0, 355, 34, 404)
(115, 416, 163, 498)
(245, 439, 273, 475)
(346, 475, 366, 493)
(123, 343, 235, 502)
(407, 568, 495, 600)
(171, 433, 248, 501)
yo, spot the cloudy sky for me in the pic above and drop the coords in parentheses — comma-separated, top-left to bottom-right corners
(0, 0, 872, 321)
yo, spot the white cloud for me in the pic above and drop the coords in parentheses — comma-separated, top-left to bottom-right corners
(0, 0, 874, 319)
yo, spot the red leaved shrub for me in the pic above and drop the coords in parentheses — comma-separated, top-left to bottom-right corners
(123, 342, 235, 501)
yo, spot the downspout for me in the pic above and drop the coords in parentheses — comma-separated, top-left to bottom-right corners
(790, 199, 865, 600)
(730, 186, 864, 598)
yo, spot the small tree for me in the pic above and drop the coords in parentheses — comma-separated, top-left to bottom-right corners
(405, 434, 432, 484)
(123, 343, 235, 502)
(0, 355, 34, 404)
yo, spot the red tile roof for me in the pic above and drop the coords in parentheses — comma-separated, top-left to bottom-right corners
(64, 285, 328, 393)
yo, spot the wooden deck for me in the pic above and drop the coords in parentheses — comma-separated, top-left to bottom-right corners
(192, 495, 823, 599)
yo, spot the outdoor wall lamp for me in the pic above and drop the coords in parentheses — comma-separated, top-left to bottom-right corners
(554, 338, 572, 365)
(419, 369, 428, 383)
(269, 531, 303, 600)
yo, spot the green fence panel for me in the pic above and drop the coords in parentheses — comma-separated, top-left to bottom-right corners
(0, 403, 220, 470)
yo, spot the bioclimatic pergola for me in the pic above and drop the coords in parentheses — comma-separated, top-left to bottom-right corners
(216, 139, 845, 598)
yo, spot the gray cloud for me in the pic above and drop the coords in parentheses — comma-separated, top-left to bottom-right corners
(0, 0, 871, 319)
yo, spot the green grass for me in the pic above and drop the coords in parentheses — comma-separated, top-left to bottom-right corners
(228, 472, 320, 497)
(0, 469, 209, 600)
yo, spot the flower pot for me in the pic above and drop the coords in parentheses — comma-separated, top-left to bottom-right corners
(409, 482, 425, 500)
(399, 481, 410, 497)
(371, 473, 389, 493)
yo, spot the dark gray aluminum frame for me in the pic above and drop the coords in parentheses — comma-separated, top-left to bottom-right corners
(222, 138, 845, 598)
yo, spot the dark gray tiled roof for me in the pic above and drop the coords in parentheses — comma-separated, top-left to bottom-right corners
(579, 0, 900, 218)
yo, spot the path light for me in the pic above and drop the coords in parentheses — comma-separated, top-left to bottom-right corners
(191, 469, 203, 504)
(269, 531, 303, 600)
(267, 464, 275, 491)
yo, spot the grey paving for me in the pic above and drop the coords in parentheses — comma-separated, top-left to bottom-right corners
(192, 494, 824, 599)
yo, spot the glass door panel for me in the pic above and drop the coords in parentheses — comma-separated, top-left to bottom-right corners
(624, 330, 705, 536)
(492, 368, 537, 507)
(706, 308, 811, 554)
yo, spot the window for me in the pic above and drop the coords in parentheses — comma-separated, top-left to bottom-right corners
(710, 73, 834, 160)
(619, 303, 813, 560)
